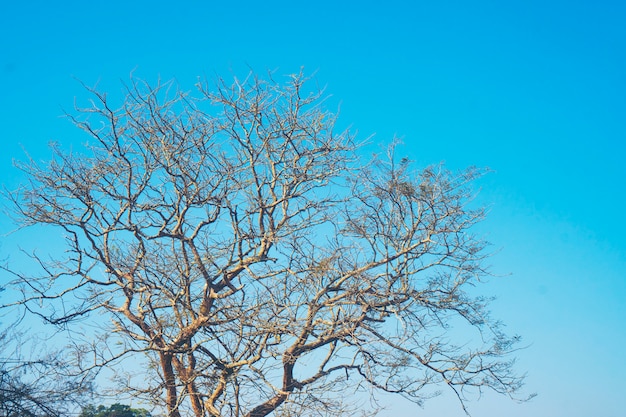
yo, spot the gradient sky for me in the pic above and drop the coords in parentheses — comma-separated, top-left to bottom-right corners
(1, 1, 625, 416)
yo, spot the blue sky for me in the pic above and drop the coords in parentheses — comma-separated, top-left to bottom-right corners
(1, 1, 625, 416)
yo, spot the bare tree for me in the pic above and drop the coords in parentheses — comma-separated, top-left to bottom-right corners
(0, 304, 91, 417)
(3, 71, 526, 417)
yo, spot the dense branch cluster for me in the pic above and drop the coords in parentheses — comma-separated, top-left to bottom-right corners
(0, 324, 89, 417)
(4, 71, 525, 417)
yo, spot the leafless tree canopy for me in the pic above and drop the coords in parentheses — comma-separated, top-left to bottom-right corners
(0, 317, 90, 417)
(4, 71, 525, 417)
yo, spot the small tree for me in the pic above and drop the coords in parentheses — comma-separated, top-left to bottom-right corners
(0, 301, 90, 417)
(4, 71, 525, 416)
(79, 403, 151, 417)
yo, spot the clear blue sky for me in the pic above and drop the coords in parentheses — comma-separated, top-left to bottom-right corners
(1, 1, 625, 416)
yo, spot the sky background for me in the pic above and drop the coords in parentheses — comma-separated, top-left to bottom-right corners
(1, 1, 625, 416)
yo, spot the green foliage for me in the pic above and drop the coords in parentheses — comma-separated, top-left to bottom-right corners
(79, 403, 151, 417)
